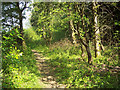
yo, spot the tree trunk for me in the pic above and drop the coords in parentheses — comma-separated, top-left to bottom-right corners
(76, 21, 85, 58)
(93, 2, 101, 57)
(68, 21, 73, 42)
(70, 20, 77, 45)
(75, 3, 92, 64)
(69, 3, 77, 45)
(81, 3, 92, 64)
(17, 2, 26, 49)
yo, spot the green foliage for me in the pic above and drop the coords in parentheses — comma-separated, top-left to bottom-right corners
(2, 28, 23, 53)
(2, 28, 44, 88)
(31, 38, 119, 88)
(31, 3, 77, 44)
(25, 24, 120, 88)
(2, 2, 29, 31)
(2, 47, 44, 88)
(24, 27, 40, 41)
(28, 2, 120, 88)
(2, 1, 120, 88)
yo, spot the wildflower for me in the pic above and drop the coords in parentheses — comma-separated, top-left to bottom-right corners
(19, 53, 23, 56)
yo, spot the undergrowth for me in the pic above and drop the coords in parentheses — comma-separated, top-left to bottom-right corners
(2, 47, 44, 88)
(8, 27, 118, 88)
(32, 38, 119, 88)
(24, 27, 120, 88)
(2, 27, 45, 88)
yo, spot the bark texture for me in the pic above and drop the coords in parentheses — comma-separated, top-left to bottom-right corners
(93, 2, 101, 57)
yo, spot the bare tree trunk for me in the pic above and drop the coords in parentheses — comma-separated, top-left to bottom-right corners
(81, 3, 92, 64)
(69, 3, 77, 45)
(93, 2, 101, 57)
(70, 20, 77, 45)
(77, 22, 85, 58)
(76, 3, 92, 64)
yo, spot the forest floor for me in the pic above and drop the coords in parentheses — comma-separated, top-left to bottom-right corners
(31, 49, 67, 88)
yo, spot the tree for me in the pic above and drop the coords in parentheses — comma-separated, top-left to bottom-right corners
(93, 2, 101, 57)
(77, 3, 92, 64)
(69, 3, 77, 45)
(16, 2, 29, 48)
(2, 2, 19, 31)
(30, 2, 120, 65)
(2, 1, 30, 48)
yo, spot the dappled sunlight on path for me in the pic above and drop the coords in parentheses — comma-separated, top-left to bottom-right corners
(32, 50, 67, 88)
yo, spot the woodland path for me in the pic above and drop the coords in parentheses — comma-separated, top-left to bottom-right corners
(31, 50, 67, 88)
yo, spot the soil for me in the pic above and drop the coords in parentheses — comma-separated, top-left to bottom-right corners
(32, 50, 67, 88)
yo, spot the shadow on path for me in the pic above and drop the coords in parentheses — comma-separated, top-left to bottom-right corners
(32, 50, 67, 88)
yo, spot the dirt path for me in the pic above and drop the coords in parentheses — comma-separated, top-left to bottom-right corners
(32, 50, 66, 88)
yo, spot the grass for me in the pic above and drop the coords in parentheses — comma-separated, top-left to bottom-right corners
(2, 46, 45, 88)
(4, 26, 118, 88)
(40, 41, 119, 88)
(24, 29, 119, 88)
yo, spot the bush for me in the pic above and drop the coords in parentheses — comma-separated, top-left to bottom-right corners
(2, 27, 23, 53)
(2, 27, 44, 88)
